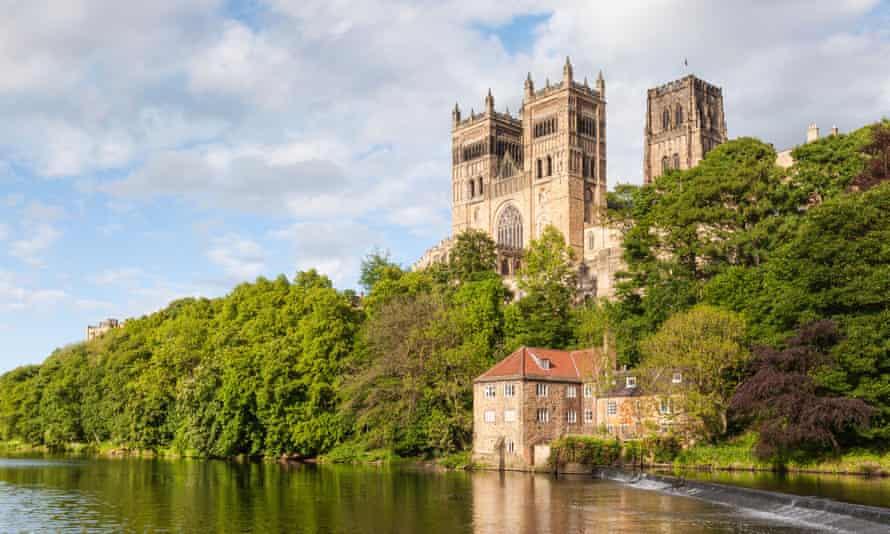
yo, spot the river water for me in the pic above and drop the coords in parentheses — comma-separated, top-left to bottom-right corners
(0, 456, 874, 533)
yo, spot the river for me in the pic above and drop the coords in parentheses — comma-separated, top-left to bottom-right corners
(0, 456, 880, 533)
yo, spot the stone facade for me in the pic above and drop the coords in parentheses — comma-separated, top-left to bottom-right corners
(643, 75, 727, 184)
(776, 123, 840, 169)
(86, 318, 121, 341)
(473, 346, 684, 470)
(451, 58, 607, 269)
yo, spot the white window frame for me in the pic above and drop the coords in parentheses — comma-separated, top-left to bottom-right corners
(584, 409, 594, 424)
(536, 383, 549, 397)
(584, 383, 594, 398)
(620, 423, 629, 435)
(506, 440, 515, 454)
(504, 410, 516, 423)
(484, 385, 496, 399)
(607, 400, 617, 416)
(566, 385, 577, 398)
(660, 398, 672, 415)
(606, 424, 614, 434)
(484, 410, 496, 423)
(566, 409, 577, 424)
(504, 383, 516, 397)
(626, 376, 637, 388)
(672, 372, 682, 384)
(536, 408, 550, 423)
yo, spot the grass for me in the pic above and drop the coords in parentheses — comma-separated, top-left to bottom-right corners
(673, 433, 890, 475)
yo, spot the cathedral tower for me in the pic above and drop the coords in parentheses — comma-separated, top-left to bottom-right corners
(450, 57, 607, 275)
(643, 75, 727, 184)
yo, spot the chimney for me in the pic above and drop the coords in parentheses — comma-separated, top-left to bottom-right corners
(831, 125, 839, 136)
(806, 123, 820, 143)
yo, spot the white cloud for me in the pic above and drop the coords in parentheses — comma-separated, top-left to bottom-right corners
(271, 220, 383, 285)
(90, 267, 146, 287)
(0, 270, 67, 311)
(207, 234, 266, 281)
(10, 224, 61, 266)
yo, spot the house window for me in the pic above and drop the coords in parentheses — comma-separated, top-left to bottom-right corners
(567, 385, 577, 398)
(620, 423, 629, 435)
(673, 153, 680, 170)
(662, 109, 671, 130)
(675, 104, 683, 126)
(672, 372, 682, 384)
(506, 439, 515, 454)
(504, 410, 516, 423)
(662, 156, 669, 172)
(484, 410, 496, 423)
(626, 376, 637, 388)
(584, 384, 594, 398)
(606, 424, 614, 434)
(536, 408, 550, 423)
(536, 159, 542, 178)
(567, 410, 577, 424)
(478, 177, 483, 195)
(536, 383, 549, 397)
(660, 398, 672, 414)
(484, 385, 496, 399)
(585, 409, 594, 424)
(504, 383, 516, 397)
(607, 400, 617, 416)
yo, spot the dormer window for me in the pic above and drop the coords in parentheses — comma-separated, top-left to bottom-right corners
(672, 372, 682, 384)
(531, 353, 551, 370)
(626, 376, 637, 388)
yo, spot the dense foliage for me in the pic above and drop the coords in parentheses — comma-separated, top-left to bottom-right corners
(730, 321, 874, 460)
(1, 121, 887, 462)
(611, 120, 890, 449)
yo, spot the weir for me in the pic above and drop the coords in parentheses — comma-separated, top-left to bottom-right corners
(595, 468, 890, 534)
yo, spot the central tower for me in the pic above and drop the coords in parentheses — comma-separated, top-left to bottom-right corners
(451, 57, 607, 276)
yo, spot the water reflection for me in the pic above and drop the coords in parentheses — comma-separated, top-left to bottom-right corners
(0, 456, 828, 533)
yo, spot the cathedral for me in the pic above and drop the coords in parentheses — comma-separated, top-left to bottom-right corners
(414, 58, 726, 299)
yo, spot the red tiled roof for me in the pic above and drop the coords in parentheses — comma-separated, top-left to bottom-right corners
(475, 346, 605, 382)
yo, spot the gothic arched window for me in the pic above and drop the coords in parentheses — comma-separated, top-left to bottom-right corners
(546, 155, 553, 176)
(673, 153, 680, 170)
(662, 109, 671, 130)
(478, 177, 484, 195)
(469, 180, 475, 197)
(675, 105, 683, 127)
(501, 259, 510, 275)
(497, 205, 523, 250)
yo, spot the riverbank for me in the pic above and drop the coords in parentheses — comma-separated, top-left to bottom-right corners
(672, 434, 890, 476)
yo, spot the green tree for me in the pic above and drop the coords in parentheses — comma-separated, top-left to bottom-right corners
(447, 229, 497, 283)
(506, 225, 577, 349)
(639, 304, 750, 441)
(359, 248, 403, 292)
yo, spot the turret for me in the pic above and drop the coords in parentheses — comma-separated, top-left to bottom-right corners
(452, 102, 461, 126)
(563, 56, 573, 84)
(485, 88, 494, 114)
(596, 70, 605, 98)
(807, 123, 820, 143)
(524, 72, 534, 100)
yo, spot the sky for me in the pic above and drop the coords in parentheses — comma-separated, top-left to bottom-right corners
(1, 0, 889, 372)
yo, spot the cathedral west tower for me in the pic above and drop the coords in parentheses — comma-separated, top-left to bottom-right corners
(450, 57, 607, 275)
(643, 75, 727, 184)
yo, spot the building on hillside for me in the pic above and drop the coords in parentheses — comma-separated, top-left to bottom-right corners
(413, 57, 623, 299)
(643, 75, 728, 184)
(86, 318, 121, 341)
(472, 346, 686, 470)
(776, 123, 840, 169)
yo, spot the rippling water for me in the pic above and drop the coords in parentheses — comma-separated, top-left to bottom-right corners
(0, 456, 834, 533)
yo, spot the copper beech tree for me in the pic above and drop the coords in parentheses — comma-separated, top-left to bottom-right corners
(729, 320, 874, 460)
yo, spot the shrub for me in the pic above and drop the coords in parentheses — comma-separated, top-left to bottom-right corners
(549, 436, 621, 467)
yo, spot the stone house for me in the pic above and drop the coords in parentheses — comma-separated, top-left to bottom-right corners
(472, 346, 685, 470)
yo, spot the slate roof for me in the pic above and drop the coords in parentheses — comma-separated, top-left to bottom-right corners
(475, 346, 604, 383)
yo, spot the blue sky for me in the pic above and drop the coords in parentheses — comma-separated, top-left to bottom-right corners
(1, 0, 889, 372)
